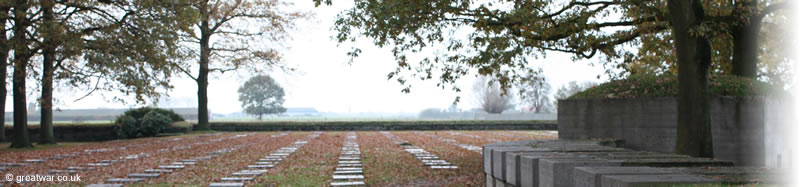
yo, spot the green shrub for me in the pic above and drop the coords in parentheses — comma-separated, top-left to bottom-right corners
(121, 107, 185, 122)
(570, 74, 778, 99)
(114, 107, 183, 139)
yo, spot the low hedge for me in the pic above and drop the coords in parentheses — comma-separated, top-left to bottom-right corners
(203, 120, 557, 131)
(570, 74, 779, 99)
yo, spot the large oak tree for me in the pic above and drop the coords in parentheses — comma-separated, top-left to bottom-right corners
(176, 0, 305, 130)
(314, 0, 786, 156)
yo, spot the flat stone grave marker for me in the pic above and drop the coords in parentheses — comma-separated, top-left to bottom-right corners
(1, 163, 28, 167)
(334, 170, 363, 174)
(331, 181, 366, 186)
(172, 162, 196, 165)
(339, 157, 360, 160)
(87, 163, 111, 167)
(260, 158, 282, 162)
(254, 162, 273, 165)
(338, 164, 362, 167)
(180, 159, 197, 162)
(48, 170, 77, 174)
(127, 173, 160, 178)
(67, 166, 94, 170)
(106, 178, 144, 183)
(431, 166, 458, 169)
(193, 156, 213, 160)
(24, 159, 46, 163)
(247, 165, 273, 169)
(100, 160, 120, 163)
(86, 184, 123, 187)
(144, 169, 173, 173)
(338, 161, 361, 164)
(336, 167, 362, 171)
(332, 175, 364, 180)
(158, 165, 184, 169)
(220, 177, 254, 181)
(208, 182, 244, 187)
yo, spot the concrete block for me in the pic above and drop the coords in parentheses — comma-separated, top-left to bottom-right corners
(600, 174, 716, 187)
(519, 154, 586, 187)
(485, 173, 495, 187)
(538, 158, 618, 187)
(491, 147, 541, 181)
(505, 152, 572, 187)
(573, 166, 686, 187)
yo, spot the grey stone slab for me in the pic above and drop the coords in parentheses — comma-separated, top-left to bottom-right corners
(333, 175, 364, 180)
(330, 181, 365, 186)
(208, 182, 244, 187)
(431, 166, 458, 169)
(490, 147, 541, 181)
(423, 162, 451, 166)
(601, 174, 716, 187)
(339, 163, 363, 167)
(505, 152, 574, 186)
(158, 165, 185, 169)
(254, 162, 274, 165)
(339, 157, 360, 160)
(180, 159, 198, 162)
(86, 184, 123, 187)
(486, 173, 495, 187)
(574, 166, 687, 187)
(48, 170, 77, 174)
(87, 163, 111, 167)
(336, 167, 362, 171)
(0, 163, 28, 167)
(100, 160, 120, 163)
(67, 166, 94, 170)
(220, 177, 254, 181)
(338, 161, 361, 164)
(614, 158, 734, 167)
(247, 165, 274, 169)
(144, 169, 173, 173)
(106, 178, 144, 183)
(24, 159, 46, 163)
(519, 154, 587, 187)
(128, 173, 160, 178)
(172, 162, 196, 165)
(538, 158, 618, 187)
(334, 170, 363, 174)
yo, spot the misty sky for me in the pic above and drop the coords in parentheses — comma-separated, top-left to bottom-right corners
(5, 1, 610, 114)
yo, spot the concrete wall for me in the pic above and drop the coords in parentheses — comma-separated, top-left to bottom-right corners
(558, 97, 793, 167)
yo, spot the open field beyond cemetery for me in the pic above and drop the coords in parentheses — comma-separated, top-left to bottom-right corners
(0, 130, 557, 186)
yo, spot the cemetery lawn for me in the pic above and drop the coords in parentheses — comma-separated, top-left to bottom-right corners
(0, 130, 555, 186)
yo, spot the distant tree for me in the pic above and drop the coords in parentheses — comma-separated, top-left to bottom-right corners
(519, 74, 552, 113)
(418, 108, 444, 119)
(474, 76, 513, 114)
(552, 81, 597, 111)
(237, 75, 287, 120)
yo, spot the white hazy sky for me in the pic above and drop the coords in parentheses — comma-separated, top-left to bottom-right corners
(5, 1, 609, 114)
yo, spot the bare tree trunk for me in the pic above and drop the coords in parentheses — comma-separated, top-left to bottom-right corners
(0, 5, 10, 142)
(10, 0, 32, 148)
(39, 0, 56, 145)
(669, 0, 714, 157)
(195, 6, 211, 130)
(731, 0, 759, 78)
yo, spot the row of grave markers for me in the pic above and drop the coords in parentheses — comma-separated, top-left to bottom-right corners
(380, 131, 458, 169)
(208, 132, 322, 187)
(413, 131, 482, 153)
(85, 133, 255, 187)
(446, 131, 500, 142)
(2, 133, 226, 185)
(330, 132, 365, 186)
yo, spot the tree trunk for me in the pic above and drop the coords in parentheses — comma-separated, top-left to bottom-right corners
(195, 12, 211, 130)
(39, 0, 56, 145)
(731, 0, 759, 78)
(10, 0, 32, 148)
(669, 0, 714, 157)
(0, 5, 10, 142)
